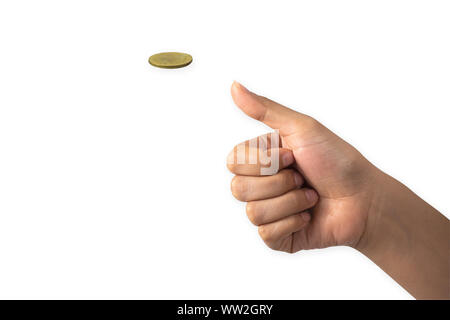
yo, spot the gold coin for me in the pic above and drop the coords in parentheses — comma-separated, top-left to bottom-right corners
(148, 52, 193, 69)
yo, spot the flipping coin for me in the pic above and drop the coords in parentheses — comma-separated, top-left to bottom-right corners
(148, 52, 193, 69)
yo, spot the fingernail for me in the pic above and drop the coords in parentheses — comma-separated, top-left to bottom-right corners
(301, 212, 311, 222)
(281, 152, 294, 167)
(293, 171, 303, 186)
(233, 81, 248, 92)
(305, 189, 318, 203)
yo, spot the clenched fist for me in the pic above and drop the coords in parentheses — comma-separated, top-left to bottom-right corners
(227, 81, 375, 253)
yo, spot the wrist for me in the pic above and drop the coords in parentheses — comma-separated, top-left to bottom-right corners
(354, 170, 406, 256)
(354, 168, 450, 299)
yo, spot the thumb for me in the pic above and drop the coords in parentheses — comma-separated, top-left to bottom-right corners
(231, 81, 310, 136)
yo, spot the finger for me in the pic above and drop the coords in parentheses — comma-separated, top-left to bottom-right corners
(227, 145, 295, 176)
(231, 169, 304, 201)
(231, 81, 314, 136)
(258, 212, 311, 251)
(246, 188, 318, 226)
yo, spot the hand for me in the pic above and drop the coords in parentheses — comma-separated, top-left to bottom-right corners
(227, 81, 377, 252)
(226, 81, 449, 299)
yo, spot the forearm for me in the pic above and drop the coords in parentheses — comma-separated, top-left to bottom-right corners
(356, 171, 449, 299)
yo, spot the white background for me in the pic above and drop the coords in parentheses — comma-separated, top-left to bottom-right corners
(0, 0, 449, 299)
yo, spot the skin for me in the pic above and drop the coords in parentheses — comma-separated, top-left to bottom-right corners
(227, 81, 449, 299)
